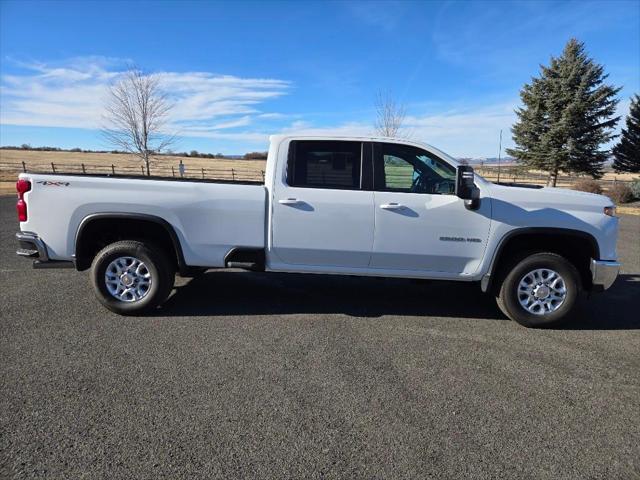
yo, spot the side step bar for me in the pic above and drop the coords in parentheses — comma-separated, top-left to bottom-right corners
(33, 260, 75, 269)
(224, 247, 265, 271)
(227, 261, 261, 271)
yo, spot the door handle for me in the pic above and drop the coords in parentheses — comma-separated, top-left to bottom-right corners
(380, 202, 404, 210)
(279, 198, 301, 205)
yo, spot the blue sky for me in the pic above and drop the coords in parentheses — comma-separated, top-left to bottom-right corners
(1, 0, 638, 157)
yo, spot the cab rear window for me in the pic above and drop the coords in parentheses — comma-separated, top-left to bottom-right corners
(287, 141, 361, 190)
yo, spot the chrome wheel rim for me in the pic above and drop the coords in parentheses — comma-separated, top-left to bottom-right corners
(517, 268, 567, 315)
(105, 256, 152, 302)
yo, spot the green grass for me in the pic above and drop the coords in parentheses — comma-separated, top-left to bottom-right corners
(384, 165, 414, 189)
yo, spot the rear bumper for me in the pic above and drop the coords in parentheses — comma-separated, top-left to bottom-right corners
(590, 259, 620, 291)
(16, 231, 48, 260)
(16, 232, 74, 269)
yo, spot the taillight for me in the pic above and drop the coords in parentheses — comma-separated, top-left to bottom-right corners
(16, 179, 31, 222)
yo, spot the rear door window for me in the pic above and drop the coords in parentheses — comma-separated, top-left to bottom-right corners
(287, 141, 362, 190)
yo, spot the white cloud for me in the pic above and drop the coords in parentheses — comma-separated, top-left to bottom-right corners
(177, 116, 253, 132)
(402, 103, 517, 157)
(400, 99, 628, 158)
(181, 102, 517, 157)
(0, 57, 291, 138)
(281, 120, 370, 137)
(269, 103, 517, 158)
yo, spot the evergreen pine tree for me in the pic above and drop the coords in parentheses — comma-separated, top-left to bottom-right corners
(507, 39, 620, 186)
(612, 95, 640, 173)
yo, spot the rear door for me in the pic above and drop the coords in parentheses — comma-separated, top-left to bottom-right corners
(269, 140, 374, 268)
(370, 142, 491, 276)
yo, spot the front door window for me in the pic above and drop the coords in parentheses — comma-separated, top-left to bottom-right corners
(378, 143, 456, 195)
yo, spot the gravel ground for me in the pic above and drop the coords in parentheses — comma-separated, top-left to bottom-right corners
(0, 196, 639, 479)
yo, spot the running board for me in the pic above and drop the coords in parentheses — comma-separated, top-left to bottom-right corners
(33, 260, 75, 269)
(227, 261, 261, 271)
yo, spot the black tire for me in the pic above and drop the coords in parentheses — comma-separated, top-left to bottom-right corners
(90, 240, 175, 315)
(496, 252, 581, 328)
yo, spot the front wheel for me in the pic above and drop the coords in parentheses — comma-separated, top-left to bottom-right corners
(496, 252, 581, 327)
(90, 240, 175, 315)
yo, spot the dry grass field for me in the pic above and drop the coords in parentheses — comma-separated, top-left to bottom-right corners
(0, 149, 266, 194)
(475, 165, 637, 188)
(1, 149, 637, 196)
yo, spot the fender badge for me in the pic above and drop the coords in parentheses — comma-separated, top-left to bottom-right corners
(36, 181, 70, 186)
(440, 236, 482, 243)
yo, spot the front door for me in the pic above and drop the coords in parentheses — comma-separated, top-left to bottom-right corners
(370, 142, 491, 276)
(270, 140, 375, 269)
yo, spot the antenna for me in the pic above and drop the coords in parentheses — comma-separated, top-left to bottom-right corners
(497, 129, 503, 183)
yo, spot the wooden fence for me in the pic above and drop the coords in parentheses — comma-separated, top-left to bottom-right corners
(0, 161, 265, 184)
(474, 166, 632, 190)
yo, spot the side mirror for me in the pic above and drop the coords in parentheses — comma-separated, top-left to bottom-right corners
(456, 165, 481, 210)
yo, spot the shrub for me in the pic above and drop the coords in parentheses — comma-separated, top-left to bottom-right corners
(572, 178, 602, 195)
(607, 182, 633, 204)
(630, 179, 640, 200)
(244, 151, 268, 160)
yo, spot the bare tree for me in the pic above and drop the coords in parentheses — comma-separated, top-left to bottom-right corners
(373, 90, 407, 138)
(102, 68, 175, 176)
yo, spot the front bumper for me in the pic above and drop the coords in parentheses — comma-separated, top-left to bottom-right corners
(16, 232, 74, 269)
(590, 259, 620, 291)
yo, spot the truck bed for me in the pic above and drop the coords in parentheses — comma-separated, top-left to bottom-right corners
(19, 172, 268, 267)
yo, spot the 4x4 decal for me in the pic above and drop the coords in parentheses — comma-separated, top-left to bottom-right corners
(36, 180, 70, 187)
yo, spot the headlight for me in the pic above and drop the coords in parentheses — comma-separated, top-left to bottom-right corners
(604, 206, 617, 217)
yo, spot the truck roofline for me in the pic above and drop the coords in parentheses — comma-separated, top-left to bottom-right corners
(268, 134, 462, 168)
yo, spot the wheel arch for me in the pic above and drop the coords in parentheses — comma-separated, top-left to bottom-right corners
(482, 227, 600, 293)
(74, 213, 187, 273)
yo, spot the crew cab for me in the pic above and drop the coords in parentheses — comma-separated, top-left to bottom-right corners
(15, 135, 620, 327)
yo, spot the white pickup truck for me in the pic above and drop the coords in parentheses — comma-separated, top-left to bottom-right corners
(15, 135, 620, 327)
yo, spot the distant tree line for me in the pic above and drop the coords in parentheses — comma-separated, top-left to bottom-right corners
(0, 144, 118, 153)
(171, 150, 227, 159)
(242, 151, 268, 160)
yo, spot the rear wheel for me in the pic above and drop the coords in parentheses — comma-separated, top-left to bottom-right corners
(496, 252, 581, 327)
(90, 240, 175, 315)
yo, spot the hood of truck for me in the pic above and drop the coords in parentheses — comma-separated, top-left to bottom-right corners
(485, 182, 613, 214)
